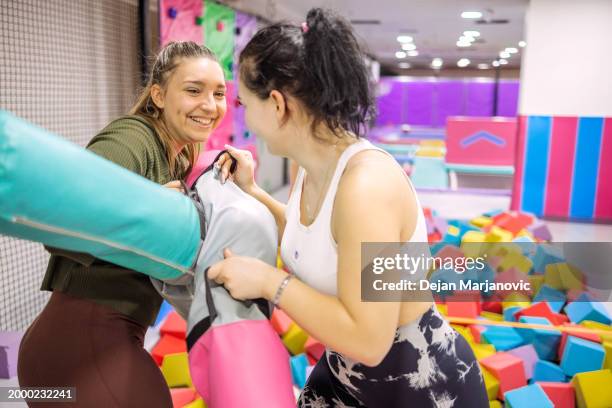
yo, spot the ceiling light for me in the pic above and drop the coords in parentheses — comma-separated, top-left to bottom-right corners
(457, 58, 470, 68)
(459, 36, 475, 43)
(395, 51, 407, 59)
(463, 30, 480, 37)
(506, 47, 518, 53)
(401, 43, 417, 51)
(492, 60, 500, 67)
(457, 41, 471, 47)
(499, 51, 511, 59)
(431, 58, 443, 68)
(398, 62, 411, 69)
(477, 63, 489, 69)
(461, 11, 483, 19)
(397, 35, 413, 43)
(407, 50, 419, 57)
(499, 59, 508, 65)
(518, 40, 526, 47)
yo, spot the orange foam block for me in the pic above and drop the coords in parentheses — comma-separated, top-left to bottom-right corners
(480, 352, 527, 400)
(160, 311, 187, 339)
(151, 334, 187, 366)
(170, 387, 197, 408)
(305, 337, 325, 364)
(536, 382, 575, 408)
(271, 309, 293, 335)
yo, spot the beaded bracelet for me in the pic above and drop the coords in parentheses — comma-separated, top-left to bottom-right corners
(272, 273, 293, 308)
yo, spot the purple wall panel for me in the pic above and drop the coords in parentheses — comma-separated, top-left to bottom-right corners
(376, 79, 404, 126)
(466, 82, 494, 117)
(406, 82, 435, 126)
(497, 82, 520, 117)
(436, 81, 464, 127)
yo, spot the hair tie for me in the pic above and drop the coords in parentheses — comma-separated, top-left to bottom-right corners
(301, 22, 309, 33)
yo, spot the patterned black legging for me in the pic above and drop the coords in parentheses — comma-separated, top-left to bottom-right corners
(299, 307, 489, 407)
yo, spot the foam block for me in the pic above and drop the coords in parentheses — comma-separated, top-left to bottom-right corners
(532, 245, 564, 274)
(507, 344, 539, 380)
(516, 316, 561, 361)
(447, 301, 481, 319)
(557, 323, 602, 360)
(504, 306, 523, 322)
(581, 320, 612, 342)
(482, 301, 503, 314)
(498, 253, 533, 275)
(271, 309, 293, 335)
(604, 341, 612, 370)
(486, 226, 514, 243)
(528, 275, 545, 295)
(183, 398, 207, 408)
(481, 326, 526, 351)
(170, 388, 198, 407)
(481, 366, 500, 400)
(532, 360, 566, 383)
(472, 343, 497, 361)
(528, 222, 552, 242)
(560, 336, 605, 376)
(536, 382, 575, 408)
(572, 369, 612, 408)
(304, 337, 325, 363)
(514, 302, 567, 326)
(489, 400, 502, 408)
(564, 294, 612, 325)
(282, 324, 309, 355)
(480, 352, 527, 399)
(290, 353, 309, 389)
(161, 352, 193, 388)
(0, 331, 22, 379)
(151, 333, 187, 366)
(505, 384, 553, 408)
(160, 311, 187, 339)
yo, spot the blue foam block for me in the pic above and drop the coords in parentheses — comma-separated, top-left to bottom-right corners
(153, 300, 174, 327)
(533, 285, 566, 313)
(517, 316, 561, 361)
(531, 245, 564, 274)
(481, 325, 525, 351)
(532, 360, 566, 383)
(505, 384, 553, 408)
(560, 335, 605, 377)
(564, 293, 611, 325)
(504, 306, 523, 322)
(290, 354, 309, 389)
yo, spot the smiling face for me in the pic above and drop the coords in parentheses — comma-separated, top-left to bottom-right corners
(152, 57, 227, 148)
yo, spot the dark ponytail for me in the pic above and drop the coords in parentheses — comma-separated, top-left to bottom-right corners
(239, 8, 375, 139)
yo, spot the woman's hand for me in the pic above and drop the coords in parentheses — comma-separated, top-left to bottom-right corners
(207, 249, 286, 301)
(164, 180, 185, 193)
(215, 144, 257, 193)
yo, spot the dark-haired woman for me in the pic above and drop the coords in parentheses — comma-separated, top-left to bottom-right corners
(209, 8, 489, 407)
(17, 41, 227, 407)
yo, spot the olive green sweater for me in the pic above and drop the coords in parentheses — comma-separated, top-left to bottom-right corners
(41, 116, 176, 327)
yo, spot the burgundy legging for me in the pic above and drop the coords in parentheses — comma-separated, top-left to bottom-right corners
(18, 292, 172, 407)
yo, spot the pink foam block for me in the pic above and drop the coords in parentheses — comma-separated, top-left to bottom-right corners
(480, 352, 527, 400)
(513, 302, 568, 326)
(536, 382, 575, 408)
(160, 311, 187, 339)
(507, 344, 539, 379)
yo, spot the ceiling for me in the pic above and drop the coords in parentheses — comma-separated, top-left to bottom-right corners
(221, 0, 529, 74)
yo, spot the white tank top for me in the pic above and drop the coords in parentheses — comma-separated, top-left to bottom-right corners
(280, 139, 429, 296)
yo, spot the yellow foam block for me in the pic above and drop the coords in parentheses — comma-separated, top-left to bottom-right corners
(416, 147, 444, 157)
(436, 303, 448, 316)
(490, 243, 522, 258)
(420, 139, 446, 148)
(451, 324, 475, 344)
(472, 343, 496, 361)
(489, 400, 502, 408)
(470, 216, 493, 228)
(480, 311, 503, 322)
(581, 321, 612, 343)
(516, 229, 535, 240)
(558, 263, 584, 290)
(498, 252, 533, 274)
(447, 225, 460, 236)
(161, 352, 193, 388)
(461, 233, 488, 258)
(544, 263, 566, 290)
(282, 323, 309, 355)
(572, 369, 612, 408)
(480, 366, 500, 401)
(184, 398, 206, 408)
(485, 226, 513, 243)
(502, 292, 531, 310)
(603, 341, 612, 370)
(528, 275, 545, 295)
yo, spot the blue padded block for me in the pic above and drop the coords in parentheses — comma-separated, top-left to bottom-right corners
(560, 335, 605, 377)
(153, 300, 174, 327)
(517, 317, 561, 361)
(505, 384, 553, 408)
(290, 353, 309, 389)
(532, 360, 566, 383)
(531, 245, 564, 274)
(564, 293, 611, 325)
(504, 306, 523, 322)
(533, 285, 566, 313)
(481, 325, 525, 351)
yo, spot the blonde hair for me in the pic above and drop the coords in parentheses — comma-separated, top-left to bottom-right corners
(130, 41, 219, 179)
